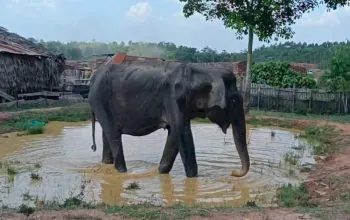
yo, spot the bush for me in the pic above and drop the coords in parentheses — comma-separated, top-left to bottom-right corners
(252, 61, 317, 88)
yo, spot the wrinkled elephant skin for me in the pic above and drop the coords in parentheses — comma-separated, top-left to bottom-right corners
(88, 61, 250, 178)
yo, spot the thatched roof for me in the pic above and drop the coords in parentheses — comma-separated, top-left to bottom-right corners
(0, 27, 66, 96)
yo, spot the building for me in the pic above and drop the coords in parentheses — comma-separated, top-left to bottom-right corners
(0, 27, 65, 99)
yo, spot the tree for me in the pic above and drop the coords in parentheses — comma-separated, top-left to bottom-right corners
(319, 45, 350, 112)
(178, 0, 349, 114)
(179, 0, 319, 114)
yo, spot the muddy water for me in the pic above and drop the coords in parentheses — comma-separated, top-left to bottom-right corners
(0, 122, 314, 208)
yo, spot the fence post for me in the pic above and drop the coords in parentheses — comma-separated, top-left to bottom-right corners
(338, 91, 341, 114)
(257, 85, 261, 111)
(292, 84, 296, 113)
(309, 89, 312, 112)
(277, 88, 280, 111)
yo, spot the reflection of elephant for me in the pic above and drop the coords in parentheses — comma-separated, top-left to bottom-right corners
(88, 61, 250, 178)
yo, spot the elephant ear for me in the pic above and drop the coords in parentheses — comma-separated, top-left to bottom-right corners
(207, 79, 226, 109)
(174, 64, 226, 110)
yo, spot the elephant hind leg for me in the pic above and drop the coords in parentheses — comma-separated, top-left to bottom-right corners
(108, 133, 127, 173)
(102, 131, 113, 164)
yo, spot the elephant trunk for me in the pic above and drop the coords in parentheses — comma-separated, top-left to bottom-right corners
(230, 115, 250, 177)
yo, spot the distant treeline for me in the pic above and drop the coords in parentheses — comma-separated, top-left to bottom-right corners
(28, 38, 350, 69)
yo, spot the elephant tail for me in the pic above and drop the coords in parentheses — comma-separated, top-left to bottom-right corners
(91, 110, 97, 152)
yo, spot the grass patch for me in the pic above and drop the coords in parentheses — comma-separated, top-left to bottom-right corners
(18, 204, 35, 217)
(250, 109, 350, 124)
(26, 126, 44, 135)
(0, 103, 90, 134)
(276, 183, 313, 208)
(30, 173, 42, 181)
(283, 152, 301, 166)
(300, 126, 338, 155)
(105, 203, 196, 219)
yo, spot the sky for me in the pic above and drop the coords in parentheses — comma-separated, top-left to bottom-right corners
(1, 0, 350, 52)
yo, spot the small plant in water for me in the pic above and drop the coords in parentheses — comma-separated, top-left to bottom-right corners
(126, 182, 141, 190)
(30, 173, 42, 181)
(245, 200, 258, 207)
(7, 167, 17, 175)
(283, 152, 300, 166)
(22, 192, 33, 201)
(34, 163, 42, 169)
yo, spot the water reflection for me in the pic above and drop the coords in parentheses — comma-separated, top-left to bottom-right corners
(0, 121, 314, 208)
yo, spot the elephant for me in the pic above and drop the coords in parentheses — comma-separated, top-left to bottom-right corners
(88, 60, 250, 178)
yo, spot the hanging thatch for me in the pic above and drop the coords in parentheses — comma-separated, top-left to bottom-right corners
(0, 27, 66, 97)
(0, 53, 65, 96)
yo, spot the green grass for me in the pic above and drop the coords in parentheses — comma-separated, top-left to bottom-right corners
(300, 126, 339, 155)
(105, 203, 204, 219)
(26, 126, 45, 135)
(276, 183, 314, 208)
(283, 152, 301, 166)
(250, 109, 350, 124)
(18, 204, 35, 217)
(0, 103, 90, 134)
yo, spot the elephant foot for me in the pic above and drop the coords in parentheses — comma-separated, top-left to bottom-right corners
(114, 163, 127, 173)
(102, 158, 113, 164)
(158, 164, 172, 174)
(185, 167, 198, 178)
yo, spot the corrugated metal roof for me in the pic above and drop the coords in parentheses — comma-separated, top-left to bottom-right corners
(0, 39, 47, 57)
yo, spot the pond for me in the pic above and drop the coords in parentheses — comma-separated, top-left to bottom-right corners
(0, 121, 315, 208)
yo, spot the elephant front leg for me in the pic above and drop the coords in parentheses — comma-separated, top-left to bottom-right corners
(159, 123, 198, 178)
(179, 123, 198, 177)
(102, 131, 113, 164)
(159, 132, 179, 174)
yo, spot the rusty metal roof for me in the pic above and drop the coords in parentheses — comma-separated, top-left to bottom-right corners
(0, 39, 47, 57)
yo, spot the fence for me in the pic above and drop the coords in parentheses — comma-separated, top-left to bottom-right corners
(244, 83, 349, 114)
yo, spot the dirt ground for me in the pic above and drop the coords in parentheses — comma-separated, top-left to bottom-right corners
(1, 110, 350, 219)
(0, 208, 317, 220)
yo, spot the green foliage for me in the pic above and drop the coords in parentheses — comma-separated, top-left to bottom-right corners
(26, 126, 44, 135)
(18, 204, 35, 217)
(0, 103, 90, 134)
(276, 183, 312, 207)
(251, 61, 317, 88)
(179, 0, 317, 42)
(33, 37, 350, 70)
(319, 44, 350, 91)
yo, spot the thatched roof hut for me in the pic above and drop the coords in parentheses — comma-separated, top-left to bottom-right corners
(0, 27, 65, 97)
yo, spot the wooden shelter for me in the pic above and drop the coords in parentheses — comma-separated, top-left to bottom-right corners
(0, 27, 65, 98)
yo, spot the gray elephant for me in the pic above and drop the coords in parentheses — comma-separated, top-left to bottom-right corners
(88, 61, 250, 178)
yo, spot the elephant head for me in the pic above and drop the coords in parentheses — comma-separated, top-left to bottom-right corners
(178, 64, 250, 177)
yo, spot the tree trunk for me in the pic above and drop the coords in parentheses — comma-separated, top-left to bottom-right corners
(243, 26, 254, 115)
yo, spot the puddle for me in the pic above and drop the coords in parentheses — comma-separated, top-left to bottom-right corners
(0, 121, 314, 208)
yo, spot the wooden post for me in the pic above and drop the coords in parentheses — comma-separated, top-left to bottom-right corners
(292, 84, 296, 113)
(257, 85, 261, 111)
(309, 89, 312, 113)
(338, 91, 341, 114)
(277, 88, 280, 111)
